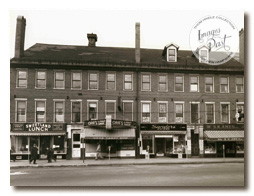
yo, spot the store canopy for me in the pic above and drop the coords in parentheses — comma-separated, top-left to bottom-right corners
(84, 128, 135, 140)
(204, 130, 244, 141)
(10, 131, 66, 136)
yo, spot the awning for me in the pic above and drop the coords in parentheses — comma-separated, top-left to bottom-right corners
(141, 131, 186, 135)
(84, 128, 135, 140)
(10, 131, 66, 136)
(204, 130, 244, 141)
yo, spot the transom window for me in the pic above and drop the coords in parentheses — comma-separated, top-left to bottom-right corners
(71, 72, 82, 89)
(205, 76, 213, 92)
(220, 77, 229, 93)
(106, 73, 116, 90)
(36, 71, 46, 89)
(142, 74, 151, 91)
(89, 73, 98, 90)
(17, 70, 27, 88)
(54, 72, 65, 89)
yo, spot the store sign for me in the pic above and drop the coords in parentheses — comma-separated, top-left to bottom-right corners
(207, 137, 244, 141)
(140, 124, 187, 131)
(204, 124, 244, 130)
(11, 123, 66, 132)
(84, 119, 137, 128)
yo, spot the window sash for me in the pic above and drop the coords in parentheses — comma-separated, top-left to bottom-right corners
(72, 72, 81, 89)
(124, 74, 132, 90)
(191, 104, 199, 123)
(89, 73, 98, 89)
(175, 76, 183, 91)
(36, 101, 46, 122)
(88, 102, 97, 120)
(55, 102, 64, 122)
(72, 102, 81, 122)
(221, 104, 229, 123)
(106, 102, 115, 119)
(55, 72, 64, 88)
(123, 102, 132, 121)
(17, 71, 27, 87)
(206, 104, 214, 123)
(16, 101, 26, 122)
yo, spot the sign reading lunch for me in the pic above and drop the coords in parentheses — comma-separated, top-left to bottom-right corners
(189, 15, 239, 65)
(25, 123, 52, 132)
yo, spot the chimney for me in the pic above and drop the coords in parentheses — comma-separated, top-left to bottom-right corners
(87, 33, 97, 47)
(15, 16, 26, 58)
(239, 28, 244, 65)
(135, 22, 140, 63)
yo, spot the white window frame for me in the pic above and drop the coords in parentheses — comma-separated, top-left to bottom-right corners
(174, 74, 184, 92)
(88, 71, 99, 90)
(167, 47, 177, 62)
(236, 102, 244, 123)
(236, 76, 244, 93)
(54, 71, 65, 89)
(122, 100, 133, 121)
(141, 73, 151, 91)
(106, 72, 116, 90)
(87, 100, 98, 120)
(16, 69, 28, 88)
(35, 99, 47, 123)
(71, 71, 82, 90)
(53, 99, 65, 123)
(199, 48, 209, 63)
(158, 101, 168, 123)
(141, 101, 152, 123)
(190, 75, 199, 92)
(205, 75, 214, 93)
(190, 102, 200, 124)
(205, 102, 215, 124)
(35, 70, 46, 89)
(220, 76, 229, 93)
(158, 74, 168, 92)
(220, 102, 230, 124)
(123, 72, 133, 91)
(15, 98, 27, 122)
(174, 101, 184, 123)
(71, 100, 82, 123)
(105, 100, 116, 119)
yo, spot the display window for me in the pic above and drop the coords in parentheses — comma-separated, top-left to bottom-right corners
(142, 135, 154, 153)
(173, 135, 185, 154)
(204, 141, 216, 154)
(236, 142, 244, 154)
(11, 136, 28, 154)
(53, 136, 65, 153)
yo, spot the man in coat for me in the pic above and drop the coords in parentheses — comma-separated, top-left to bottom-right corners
(30, 144, 38, 164)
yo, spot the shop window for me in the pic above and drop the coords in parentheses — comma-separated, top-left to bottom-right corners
(123, 102, 133, 121)
(166, 138, 173, 154)
(35, 100, 46, 122)
(17, 70, 27, 88)
(204, 141, 216, 154)
(119, 140, 135, 150)
(54, 71, 65, 89)
(142, 135, 154, 154)
(220, 77, 229, 93)
(89, 73, 98, 90)
(54, 101, 64, 122)
(11, 136, 28, 154)
(191, 103, 199, 124)
(205, 76, 213, 92)
(54, 136, 65, 153)
(35, 71, 46, 89)
(236, 103, 244, 123)
(190, 76, 199, 92)
(142, 102, 151, 123)
(158, 74, 167, 91)
(124, 73, 133, 90)
(236, 142, 244, 154)
(175, 103, 184, 123)
(72, 101, 81, 122)
(205, 103, 215, 124)
(106, 73, 116, 90)
(16, 100, 26, 122)
(158, 102, 167, 123)
(221, 103, 230, 123)
(141, 74, 151, 91)
(175, 76, 184, 92)
(173, 135, 185, 154)
(236, 77, 244, 93)
(105, 101, 116, 119)
(71, 72, 82, 89)
(88, 102, 98, 120)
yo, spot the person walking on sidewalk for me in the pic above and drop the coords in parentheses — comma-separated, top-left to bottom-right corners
(50, 148, 56, 162)
(95, 142, 103, 160)
(46, 147, 52, 163)
(30, 144, 38, 164)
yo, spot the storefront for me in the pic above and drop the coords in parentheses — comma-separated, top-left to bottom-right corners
(203, 124, 244, 158)
(10, 123, 67, 160)
(83, 119, 137, 158)
(140, 124, 187, 158)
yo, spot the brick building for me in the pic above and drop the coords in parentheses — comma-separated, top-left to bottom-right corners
(10, 16, 244, 160)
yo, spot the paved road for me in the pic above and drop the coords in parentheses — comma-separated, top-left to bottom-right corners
(10, 163, 244, 186)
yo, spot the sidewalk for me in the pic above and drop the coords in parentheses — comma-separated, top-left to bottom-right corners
(10, 157, 244, 168)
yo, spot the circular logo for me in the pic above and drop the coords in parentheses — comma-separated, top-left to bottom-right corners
(189, 15, 239, 65)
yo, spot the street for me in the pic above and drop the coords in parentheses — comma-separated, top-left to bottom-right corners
(10, 163, 244, 186)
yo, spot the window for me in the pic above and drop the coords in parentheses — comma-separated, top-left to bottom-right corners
(124, 73, 133, 90)
(190, 76, 199, 92)
(175, 103, 184, 123)
(71, 72, 82, 89)
(123, 101, 133, 121)
(142, 74, 151, 91)
(236, 77, 244, 93)
(54, 101, 64, 122)
(191, 103, 199, 124)
(10, 137, 28, 154)
(53, 136, 65, 153)
(71, 101, 81, 122)
(54, 71, 65, 89)
(105, 101, 116, 119)
(221, 103, 230, 123)
(89, 73, 98, 90)
(35, 100, 46, 122)
(142, 135, 154, 154)
(16, 100, 26, 122)
(142, 102, 151, 123)
(158, 102, 167, 123)
(17, 70, 27, 88)
(168, 49, 176, 62)
(175, 76, 184, 92)
(35, 71, 46, 89)
(205, 103, 215, 124)
(200, 50, 208, 62)
(106, 73, 116, 90)
(205, 76, 213, 92)
(220, 77, 229, 93)
(88, 101, 98, 120)
(158, 74, 167, 91)
(236, 103, 244, 123)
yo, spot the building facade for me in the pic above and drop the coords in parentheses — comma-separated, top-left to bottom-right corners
(10, 17, 244, 160)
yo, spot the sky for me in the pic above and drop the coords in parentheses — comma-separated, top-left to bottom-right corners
(9, 10, 244, 58)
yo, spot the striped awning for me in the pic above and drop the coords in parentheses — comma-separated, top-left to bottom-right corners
(10, 131, 66, 136)
(204, 130, 244, 141)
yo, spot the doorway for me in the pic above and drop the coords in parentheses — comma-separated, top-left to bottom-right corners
(155, 138, 165, 156)
(191, 130, 199, 156)
(72, 130, 81, 158)
(217, 142, 236, 157)
(40, 136, 51, 155)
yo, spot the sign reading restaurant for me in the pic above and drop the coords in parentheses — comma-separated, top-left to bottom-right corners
(11, 123, 66, 132)
(140, 124, 187, 131)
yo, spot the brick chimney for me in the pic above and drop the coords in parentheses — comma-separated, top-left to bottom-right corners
(239, 28, 244, 65)
(15, 16, 26, 58)
(135, 22, 140, 63)
(87, 33, 97, 47)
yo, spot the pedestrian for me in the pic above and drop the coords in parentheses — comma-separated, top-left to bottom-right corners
(29, 144, 38, 164)
(10, 146, 16, 162)
(50, 148, 56, 162)
(46, 147, 52, 163)
(95, 142, 103, 160)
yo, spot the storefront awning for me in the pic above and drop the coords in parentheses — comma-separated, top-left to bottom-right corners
(141, 131, 186, 135)
(84, 128, 135, 140)
(10, 131, 66, 136)
(204, 130, 244, 141)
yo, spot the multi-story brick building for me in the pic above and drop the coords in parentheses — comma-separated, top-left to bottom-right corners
(10, 16, 244, 160)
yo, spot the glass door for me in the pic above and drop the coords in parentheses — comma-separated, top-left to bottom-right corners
(72, 130, 81, 158)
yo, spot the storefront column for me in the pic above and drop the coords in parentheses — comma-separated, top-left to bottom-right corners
(199, 126, 204, 157)
(66, 125, 72, 160)
(186, 128, 191, 158)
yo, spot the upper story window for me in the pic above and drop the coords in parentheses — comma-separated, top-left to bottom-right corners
(158, 74, 168, 92)
(17, 70, 27, 88)
(141, 102, 151, 123)
(190, 76, 199, 92)
(198, 46, 209, 63)
(221, 103, 230, 123)
(54, 71, 65, 89)
(205, 103, 215, 124)
(106, 73, 116, 90)
(16, 99, 26, 122)
(35, 71, 46, 89)
(236, 103, 244, 123)
(35, 100, 46, 122)
(123, 73, 133, 91)
(88, 101, 98, 120)
(220, 77, 229, 93)
(89, 73, 98, 90)
(71, 101, 82, 123)
(141, 74, 151, 91)
(123, 101, 133, 121)
(71, 72, 82, 90)
(190, 103, 199, 124)
(205, 76, 214, 92)
(236, 77, 244, 93)
(54, 100, 64, 122)
(105, 101, 116, 119)
(175, 75, 184, 92)
(163, 43, 179, 62)
(175, 102, 184, 123)
(158, 102, 168, 123)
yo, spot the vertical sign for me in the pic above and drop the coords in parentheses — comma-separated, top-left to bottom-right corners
(106, 115, 112, 129)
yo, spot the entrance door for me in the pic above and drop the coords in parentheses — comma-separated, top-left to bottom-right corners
(155, 138, 165, 156)
(191, 130, 199, 156)
(72, 131, 81, 158)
